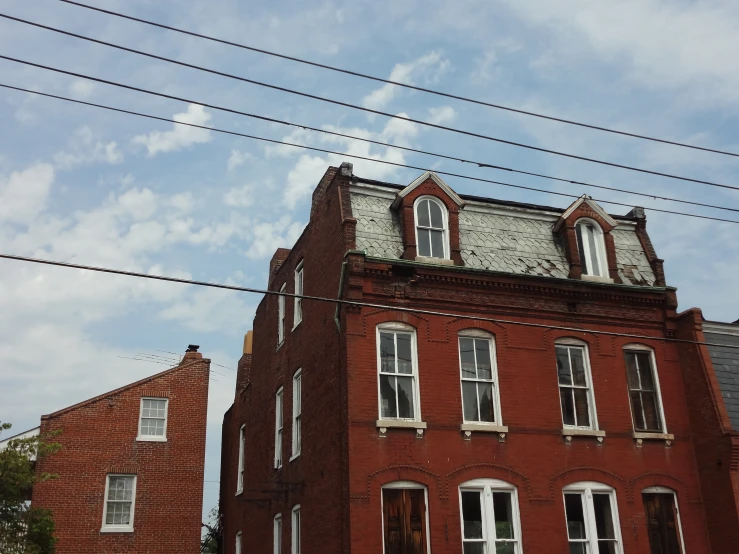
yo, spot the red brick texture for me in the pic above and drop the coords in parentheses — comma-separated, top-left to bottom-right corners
(32, 353, 210, 554)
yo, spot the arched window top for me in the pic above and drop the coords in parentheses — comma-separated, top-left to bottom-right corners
(563, 481, 614, 492)
(459, 478, 516, 490)
(575, 218, 608, 278)
(642, 486, 676, 494)
(555, 336, 590, 347)
(414, 196, 449, 259)
(458, 328, 495, 339)
(377, 321, 416, 332)
(623, 342, 654, 352)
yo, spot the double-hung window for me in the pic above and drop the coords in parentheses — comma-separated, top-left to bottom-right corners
(459, 479, 522, 553)
(292, 369, 302, 459)
(575, 219, 608, 278)
(294, 262, 304, 328)
(556, 341, 597, 429)
(414, 196, 448, 259)
(624, 347, 665, 433)
(278, 283, 286, 346)
(563, 482, 623, 554)
(101, 475, 136, 532)
(236, 424, 245, 494)
(137, 397, 168, 441)
(377, 324, 420, 421)
(236, 531, 242, 554)
(459, 332, 501, 424)
(274, 513, 283, 554)
(275, 388, 284, 469)
(291, 505, 301, 554)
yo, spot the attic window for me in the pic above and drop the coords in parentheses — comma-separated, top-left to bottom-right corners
(575, 219, 608, 278)
(414, 197, 448, 259)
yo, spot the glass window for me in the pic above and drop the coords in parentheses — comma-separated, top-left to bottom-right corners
(294, 262, 304, 328)
(415, 197, 448, 259)
(377, 326, 420, 421)
(459, 479, 521, 554)
(556, 344, 596, 429)
(564, 483, 623, 554)
(292, 505, 301, 554)
(237, 425, 245, 493)
(625, 349, 664, 432)
(274, 514, 282, 554)
(459, 334, 501, 424)
(575, 220, 608, 278)
(138, 398, 168, 440)
(236, 532, 242, 554)
(102, 475, 136, 532)
(275, 388, 284, 469)
(278, 283, 286, 345)
(292, 370, 302, 459)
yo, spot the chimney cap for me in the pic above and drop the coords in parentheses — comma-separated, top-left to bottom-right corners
(186, 344, 200, 352)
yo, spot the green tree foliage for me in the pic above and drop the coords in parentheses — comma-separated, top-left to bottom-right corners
(201, 504, 219, 554)
(0, 421, 61, 554)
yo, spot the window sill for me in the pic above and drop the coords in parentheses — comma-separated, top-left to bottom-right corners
(414, 255, 454, 266)
(561, 428, 606, 444)
(235, 489, 243, 497)
(377, 420, 427, 438)
(276, 341, 284, 351)
(289, 453, 301, 462)
(292, 320, 302, 331)
(136, 436, 167, 442)
(580, 275, 614, 284)
(632, 431, 674, 446)
(100, 527, 134, 533)
(460, 423, 508, 442)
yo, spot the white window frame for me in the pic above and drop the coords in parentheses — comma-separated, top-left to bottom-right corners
(278, 283, 286, 346)
(563, 481, 624, 554)
(380, 481, 432, 554)
(458, 330, 503, 425)
(376, 323, 422, 422)
(575, 218, 609, 278)
(293, 261, 304, 329)
(414, 195, 449, 260)
(291, 504, 301, 554)
(555, 339, 599, 431)
(624, 344, 667, 434)
(236, 424, 245, 495)
(136, 397, 168, 442)
(235, 531, 242, 554)
(458, 478, 523, 554)
(274, 513, 283, 554)
(275, 387, 284, 469)
(291, 369, 302, 461)
(101, 474, 137, 533)
(641, 486, 686, 554)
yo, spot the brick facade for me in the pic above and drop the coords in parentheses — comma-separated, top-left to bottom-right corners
(32, 349, 210, 554)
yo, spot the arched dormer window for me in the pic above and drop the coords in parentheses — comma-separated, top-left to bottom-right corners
(414, 196, 448, 259)
(575, 219, 608, 278)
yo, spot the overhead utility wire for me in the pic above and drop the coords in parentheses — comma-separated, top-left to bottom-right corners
(1, 252, 736, 350)
(58, 0, 739, 159)
(117, 355, 227, 376)
(0, 81, 734, 217)
(2, 15, 738, 192)
(2, 83, 738, 224)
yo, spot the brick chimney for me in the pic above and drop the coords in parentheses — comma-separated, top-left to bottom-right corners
(269, 248, 292, 288)
(182, 344, 202, 361)
(236, 331, 253, 393)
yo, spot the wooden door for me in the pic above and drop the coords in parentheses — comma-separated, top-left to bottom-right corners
(383, 488, 428, 554)
(643, 493, 682, 554)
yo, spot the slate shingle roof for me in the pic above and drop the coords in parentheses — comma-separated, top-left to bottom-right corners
(705, 329, 739, 431)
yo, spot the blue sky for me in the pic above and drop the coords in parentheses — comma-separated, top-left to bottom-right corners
(1, 0, 738, 522)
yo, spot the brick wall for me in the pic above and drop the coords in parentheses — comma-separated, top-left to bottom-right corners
(32, 352, 210, 554)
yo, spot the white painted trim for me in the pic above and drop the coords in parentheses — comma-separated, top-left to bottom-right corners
(380, 482, 432, 554)
(235, 531, 242, 554)
(278, 283, 286, 347)
(293, 262, 304, 330)
(555, 343, 600, 431)
(376, 324, 422, 423)
(458, 479, 522, 554)
(136, 397, 168, 442)
(391, 171, 464, 209)
(413, 195, 450, 260)
(623, 347, 668, 434)
(101, 474, 137, 533)
(273, 513, 282, 554)
(458, 333, 503, 426)
(274, 388, 284, 470)
(562, 482, 624, 554)
(236, 424, 245, 495)
(575, 218, 609, 279)
(555, 195, 617, 231)
(292, 369, 302, 459)
(703, 322, 739, 337)
(291, 505, 301, 554)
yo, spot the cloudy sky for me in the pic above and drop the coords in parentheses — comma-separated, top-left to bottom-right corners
(1, 0, 739, 521)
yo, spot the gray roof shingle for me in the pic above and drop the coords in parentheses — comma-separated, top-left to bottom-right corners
(705, 331, 739, 431)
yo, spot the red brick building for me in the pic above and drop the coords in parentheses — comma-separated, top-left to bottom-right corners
(20, 345, 210, 553)
(220, 163, 710, 553)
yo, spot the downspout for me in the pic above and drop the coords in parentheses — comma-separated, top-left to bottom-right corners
(334, 261, 348, 331)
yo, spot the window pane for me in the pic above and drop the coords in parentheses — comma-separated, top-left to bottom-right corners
(493, 492, 514, 539)
(464, 544, 485, 554)
(380, 333, 396, 373)
(379, 375, 398, 418)
(625, 353, 640, 390)
(557, 348, 573, 386)
(417, 200, 430, 227)
(597, 541, 618, 554)
(429, 200, 443, 228)
(418, 229, 431, 257)
(475, 340, 492, 379)
(460, 338, 477, 378)
(461, 491, 483, 539)
(396, 334, 413, 374)
(396, 376, 415, 419)
(569, 544, 587, 554)
(586, 224, 601, 276)
(631, 392, 646, 430)
(478, 383, 495, 423)
(570, 349, 587, 387)
(636, 354, 655, 390)
(641, 392, 661, 431)
(462, 381, 480, 421)
(560, 389, 576, 426)
(592, 494, 616, 540)
(430, 230, 444, 258)
(576, 224, 588, 274)
(564, 494, 587, 540)
(495, 543, 516, 554)
(574, 389, 591, 427)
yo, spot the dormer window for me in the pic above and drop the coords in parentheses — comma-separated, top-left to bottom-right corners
(575, 219, 608, 278)
(414, 197, 448, 259)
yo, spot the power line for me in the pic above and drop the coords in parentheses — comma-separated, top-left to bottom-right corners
(116, 355, 227, 377)
(1, 252, 737, 350)
(1, 83, 738, 224)
(0, 79, 735, 217)
(58, 0, 739, 159)
(2, 15, 738, 192)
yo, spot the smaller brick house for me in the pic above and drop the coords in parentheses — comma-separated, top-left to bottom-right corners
(9, 345, 211, 554)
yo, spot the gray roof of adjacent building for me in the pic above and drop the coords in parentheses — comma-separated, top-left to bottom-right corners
(704, 321, 739, 431)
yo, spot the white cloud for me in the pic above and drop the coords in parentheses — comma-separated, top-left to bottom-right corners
(245, 215, 305, 259)
(223, 185, 254, 208)
(69, 80, 95, 99)
(227, 149, 255, 171)
(362, 51, 451, 111)
(53, 126, 123, 170)
(0, 163, 54, 224)
(132, 104, 213, 157)
(427, 106, 457, 125)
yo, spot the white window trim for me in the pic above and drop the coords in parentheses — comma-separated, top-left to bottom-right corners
(274, 513, 283, 554)
(136, 397, 168, 442)
(290, 369, 302, 461)
(623, 344, 668, 434)
(380, 481, 431, 554)
(575, 218, 609, 278)
(235, 531, 242, 554)
(563, 481, 624, 554)
(293, 262, 304, 330)
(641, 486, 686, 554)
(413, 195, 450, 260)
(275, 388, 284, 469)
(236, 424, 245, 495)
(101, 474, 137, 533)
(376, 323, 423, 423)
(555, 339, 600, 431)
(291, 504, 301, 554)
(458, 330, 503, 426)
(278, 283, 286, 347)
(458, 478, 523, 554)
